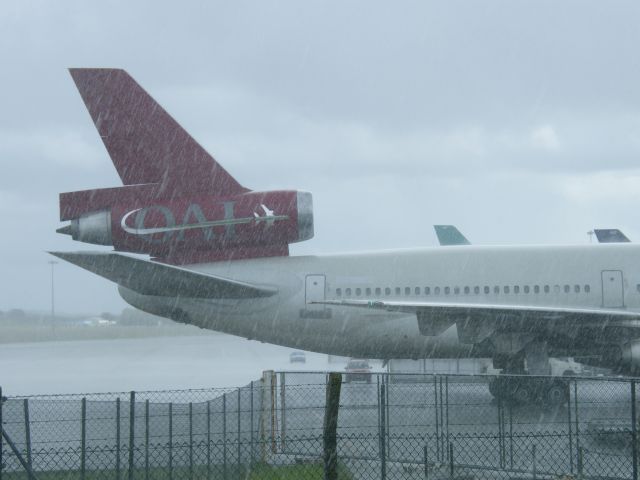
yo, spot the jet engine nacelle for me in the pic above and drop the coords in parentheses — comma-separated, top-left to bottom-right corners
(59, 190, 313, 263)
(64, 209, 112, 245)
(620, 340, 640, 373)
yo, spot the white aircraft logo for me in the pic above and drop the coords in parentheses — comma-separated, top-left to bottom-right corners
(120, 203, 288, 236)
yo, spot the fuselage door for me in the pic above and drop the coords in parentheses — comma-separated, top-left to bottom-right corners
(305, 274, 326, 309)
(601, 270, 624, 308)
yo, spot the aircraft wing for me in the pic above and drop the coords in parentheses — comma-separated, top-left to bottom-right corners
(50, 251, 277, 299)
(315, 299, 640, 324)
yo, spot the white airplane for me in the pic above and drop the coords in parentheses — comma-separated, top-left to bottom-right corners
(54, 69, 640, 404)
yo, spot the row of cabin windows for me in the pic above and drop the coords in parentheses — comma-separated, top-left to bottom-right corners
(334, 284, 592, 298)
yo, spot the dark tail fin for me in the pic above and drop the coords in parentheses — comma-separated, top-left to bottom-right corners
(434, 225, 471, 246)
(69, 68, 248, 196)
(594, 229, 631, 243)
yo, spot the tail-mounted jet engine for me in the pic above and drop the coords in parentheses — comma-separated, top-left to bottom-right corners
(58, 188, 313, 263)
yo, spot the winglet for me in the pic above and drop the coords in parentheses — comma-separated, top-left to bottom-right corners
(69, 68, 248, 196)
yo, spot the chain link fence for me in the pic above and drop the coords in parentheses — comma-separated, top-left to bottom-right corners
(2, 371, 640, 479)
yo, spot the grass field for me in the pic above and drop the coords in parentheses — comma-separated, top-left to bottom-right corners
(0, 324, 215, 344)
(2, 462, 354, 480)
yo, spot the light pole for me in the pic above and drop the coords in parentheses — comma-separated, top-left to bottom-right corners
(48, 260, 58, 331)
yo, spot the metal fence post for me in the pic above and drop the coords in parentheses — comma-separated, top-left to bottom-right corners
(80, 397, 86, 480)
(509, 404, 514, 469)
(497, 397, 504, 469)
(206, 400, 211, 480)
(128, 391, 135, 480)
(23, 399, 32, 473)
(168, 403, 173, 480)
(237, 388, 242, 468)
(385, 374, 390, 461)
(448, 442, 454, 479)
(567, 382, 574, 473)
(324, 372, 342, 480)
(223, 394, 227, 480)
(531, 444, 537, 480)
(445, 376, 450, 459)
(250, 381, 254, 466)
(116, 397, 121, 480)
(423, 444, 429, 480)
(574, 380, 580, 456)
(271, 372, 277, 454)
(439, 377, 445, 462)
(434, 375, 440, 462)
(577, 446, 584, 480)
(380, 379, 387, 480)
(279, 373, 285, 452)
(145, 400, 149, 480)
(632, 380, 638, 480)
(189, 402, 193, 480)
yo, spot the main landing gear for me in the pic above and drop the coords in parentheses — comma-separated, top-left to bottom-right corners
(488, 375, 569, 406)
(488, 346, 570, 406)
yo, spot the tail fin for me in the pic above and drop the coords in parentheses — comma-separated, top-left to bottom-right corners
(594, 229, 631, 243)
(434, 225, 471, 246)
(69, 68, 248, 196)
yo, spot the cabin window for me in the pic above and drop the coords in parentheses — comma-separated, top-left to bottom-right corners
(435, 287, 441, 295)
(494, 286, 500, 294)
(514, 285, 520, 294)
(345, 288, 352, 296)
(365, 287, 372, 296)
(395, 287, 401, 295)
(574, 285, 580, 293)
(336, 288, 342, 297)
(355, 288, 362, 296)
(585, 284, 590, 293)
(504, 286, 510, 294)
(405, 287, 411, 296)
(564, 285, 570, 294)
(484, 286, 490, 294)
(454, 286, 460, 295)
(375, 287, 381, 296)
(385, 287, 391, 296)
(444, 286, 451, 295)
(637, 284, 640, 293)
(474, 286, 480, 294)
(524, 285, 530, 294)
(544, 285, 550, 293)
(425, 287, 431, 295)
(464, 286, 470, 294)
(415, 287, 421, 295)
(534, 285, 540, 294)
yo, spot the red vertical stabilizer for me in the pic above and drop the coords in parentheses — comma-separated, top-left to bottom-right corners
(69, 68, 248, 196)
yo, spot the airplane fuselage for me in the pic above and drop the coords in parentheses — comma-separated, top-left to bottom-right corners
(120, 243, 640, 361)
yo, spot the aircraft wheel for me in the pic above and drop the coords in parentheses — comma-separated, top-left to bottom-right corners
(544, 381, 569, 406)
(513, 383, 533, 404)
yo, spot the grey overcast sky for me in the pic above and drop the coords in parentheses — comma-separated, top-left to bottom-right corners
(1, 1, 639, 314)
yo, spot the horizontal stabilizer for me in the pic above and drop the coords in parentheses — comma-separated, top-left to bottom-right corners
(594, 229, 631, 243)
(49, 251, 277, 299)
(434, 225, 471, 246)
(69, 68, 248, 196)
